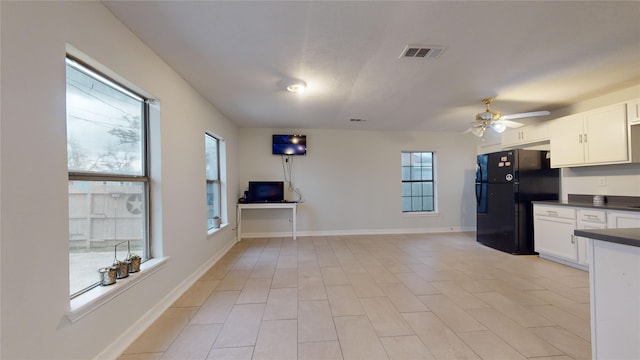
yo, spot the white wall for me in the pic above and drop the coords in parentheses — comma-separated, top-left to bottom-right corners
(238, 128, 478, 236)
(1, 2, 238, 359)
(561, 164, 640, 199)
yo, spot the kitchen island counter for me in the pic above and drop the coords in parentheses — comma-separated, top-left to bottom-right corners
(580, 227, 640, 359)
(574, 228, 640, 247)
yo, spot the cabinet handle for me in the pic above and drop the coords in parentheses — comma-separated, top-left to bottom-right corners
(578, 134, 582, 144)
(546, 210, 558, 216)
(571, 234, 575, 244)
(584, 133, 587, 143)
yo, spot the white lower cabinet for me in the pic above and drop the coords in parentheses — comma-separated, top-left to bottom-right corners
(607, 210, 640, 228)
(534, 204, 612, 270)
(534, 205, 579, 266)
(576, 208, 607, 266)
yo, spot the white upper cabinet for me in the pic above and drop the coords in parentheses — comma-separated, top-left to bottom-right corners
(584, 104, 629, 164)
(550, 103, 628, 167)
(502, 122, 549, 148)
(627, 98, 640, 125)
(549, 113, 585, 167)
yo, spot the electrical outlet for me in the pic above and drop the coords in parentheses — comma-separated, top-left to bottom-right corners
(598, 177, 607, 187)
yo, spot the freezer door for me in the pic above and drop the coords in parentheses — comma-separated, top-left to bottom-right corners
(487, 151, 515, 184)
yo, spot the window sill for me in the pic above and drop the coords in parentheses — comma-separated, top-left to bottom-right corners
(66, 256, 169, 323)
(402, 211, 440, 217)
(208, 223, 229, 236)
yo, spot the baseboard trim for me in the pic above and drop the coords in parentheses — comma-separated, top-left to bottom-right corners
(239, 227, 475, 239)
(96, 236, 238, 360)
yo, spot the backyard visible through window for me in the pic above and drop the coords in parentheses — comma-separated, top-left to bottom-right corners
(401, 151, 435, 212)
(66, 57, 149, 297)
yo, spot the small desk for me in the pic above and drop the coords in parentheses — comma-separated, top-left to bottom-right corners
(237, 202, 298, 241)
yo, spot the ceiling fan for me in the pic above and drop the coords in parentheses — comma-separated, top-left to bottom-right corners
(467, 98, 550, 137)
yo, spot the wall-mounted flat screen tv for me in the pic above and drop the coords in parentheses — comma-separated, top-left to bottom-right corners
(247, 181, 284, 203)
(273, 134, 306, 155)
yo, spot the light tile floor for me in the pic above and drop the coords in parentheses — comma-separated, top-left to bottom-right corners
(119, 232, 591, 360)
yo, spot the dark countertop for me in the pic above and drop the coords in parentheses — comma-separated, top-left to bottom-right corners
(533, 194, 640, 212)
(574, 228, 640, 248)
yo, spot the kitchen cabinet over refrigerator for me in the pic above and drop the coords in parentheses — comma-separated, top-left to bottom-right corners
(476, 150, 560, 254)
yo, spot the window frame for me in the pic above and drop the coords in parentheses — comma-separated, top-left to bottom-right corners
(66, 56, 151, 298)
(206, 132, 222, 231)
(401, 151, 437, 213)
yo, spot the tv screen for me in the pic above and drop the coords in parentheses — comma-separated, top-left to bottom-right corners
(247, 181, 284, 202)
(273, 134, 306, 155)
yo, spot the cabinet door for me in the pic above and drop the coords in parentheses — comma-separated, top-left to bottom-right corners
(576, 223, 605, 266)
(576, 209, 607, 266)
(523, 122, 550, 143)
(534, 216, 578, 261)
(502, 129, 522, 147)
(628, 98, 640, 125)
(550, 114, 584, 167)
(584, 103, 628, 164)
(502, 123, 550, 148)
(607, 211, 640, 228)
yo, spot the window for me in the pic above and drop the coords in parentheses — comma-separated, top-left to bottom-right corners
(66, 57, 150, 297)
(206, 133, 221, 229)
(401, 151, 435, 212)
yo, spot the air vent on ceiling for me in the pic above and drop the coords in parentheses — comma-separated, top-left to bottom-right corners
(400, 45, 446, 60)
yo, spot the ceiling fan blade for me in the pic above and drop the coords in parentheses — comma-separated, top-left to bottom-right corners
(500, 110, 550, 120)
(462, 122, 485, 134)
(501, 120, 525, 128)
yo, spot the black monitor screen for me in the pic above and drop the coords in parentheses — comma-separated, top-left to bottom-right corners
(248, 181, 284, 202)
(273, 134, 306, 155)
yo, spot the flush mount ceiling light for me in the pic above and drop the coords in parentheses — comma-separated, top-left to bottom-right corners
(286, 80, 307, 94)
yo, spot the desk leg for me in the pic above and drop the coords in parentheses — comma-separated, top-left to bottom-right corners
(292, 206, 297, 240)
(237, 206, 242, 242)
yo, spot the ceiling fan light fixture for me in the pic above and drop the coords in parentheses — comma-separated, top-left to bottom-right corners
(286, 80, 307, 94)
(491, 121, 507, 133)
(476, 110, 500, 121)
(471, 125, 486, 137)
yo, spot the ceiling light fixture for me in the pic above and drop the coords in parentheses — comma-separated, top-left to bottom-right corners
(471, 98, 503, 137)
(286, 80, 307, 94)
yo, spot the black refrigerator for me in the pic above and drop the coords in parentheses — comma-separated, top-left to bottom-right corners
(476, 149, 559, 254)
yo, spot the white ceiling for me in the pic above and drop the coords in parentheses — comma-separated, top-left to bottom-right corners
(103, 1, 640, 132)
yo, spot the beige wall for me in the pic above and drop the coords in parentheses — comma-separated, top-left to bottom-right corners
(1, 2, 239, 359)
(238, 128, 478, 236)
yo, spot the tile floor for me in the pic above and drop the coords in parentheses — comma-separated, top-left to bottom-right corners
(118, 232, 591, 360)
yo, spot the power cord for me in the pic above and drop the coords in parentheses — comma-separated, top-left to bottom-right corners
(282, 155, 303, 202)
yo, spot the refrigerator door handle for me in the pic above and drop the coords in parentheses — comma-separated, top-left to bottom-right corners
(475, 182, 482, 205)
